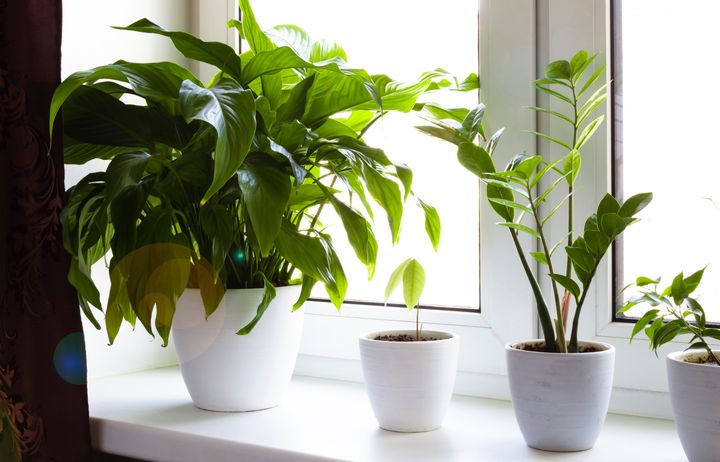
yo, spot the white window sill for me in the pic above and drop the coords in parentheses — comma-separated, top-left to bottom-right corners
(89, 366, 684, 462)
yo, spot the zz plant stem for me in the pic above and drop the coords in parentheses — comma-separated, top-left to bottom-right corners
(418, 50, 651, 353)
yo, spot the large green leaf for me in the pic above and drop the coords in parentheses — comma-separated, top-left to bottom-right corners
(115, 19, 242, 80)
(275, 222, 347, 308)
(457, 141, 495, 176)
(50, 60, 201, 137)
(104, 152, 150, 203)
(113, 243, 192, 345)
(199, 203, 235, 274)
(327, 195, 378, 278)
(179, 79, 257, 202)
(417, 198, 441, 251)
(237, 156, 292, 257)
(361, 165, 403, 244)
(237, 273, 277, 335)
(301, 69, 380, 126)
(62, 86, 152, 148)
(237, 0, 276, 54)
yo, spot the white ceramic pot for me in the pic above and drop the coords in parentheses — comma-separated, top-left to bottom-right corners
(172, 286, 303, 412)
(667, 350, 720, 462)
(358, 330, 459, 432)
(505, 339, 615, 452)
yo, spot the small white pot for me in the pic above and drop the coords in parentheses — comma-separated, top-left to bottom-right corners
(505, 339, 615, 452)
(172, 286, 303, 412)
(358, 330, 459, 432)
(667, 350, 720, 462)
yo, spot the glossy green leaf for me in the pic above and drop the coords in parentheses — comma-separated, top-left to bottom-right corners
(362, 165, 403, 244)
(402, 259, 426, 310)
(618, 192, 653, 217)
(549, 273, 581, 299)
(385, 259, 412, 301)
(237, 274, 277, 335)
(115, 19, 242, 80)
(457, 141, 495, 176)
(237, 157, 292, 257)
(179, 79, 257, 202)
(530, 251, 548, 265)
(497, 222, 540, 238)
(275, 222, 347, 308)
(328, 196, 378, 278)
(417, 198, 441, 251)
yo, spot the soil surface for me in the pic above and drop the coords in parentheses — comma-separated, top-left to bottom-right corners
(684, 355, 720, 366)
(373, 334, 441, 342)
(515, 342, 601, 353)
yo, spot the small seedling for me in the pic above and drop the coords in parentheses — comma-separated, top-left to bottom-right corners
(384, 258, 426, 341)
(621, 268, 720, 365)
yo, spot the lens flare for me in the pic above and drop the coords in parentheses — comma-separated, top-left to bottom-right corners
(231, 248, 247, 265)
(53, 332, 87, 385)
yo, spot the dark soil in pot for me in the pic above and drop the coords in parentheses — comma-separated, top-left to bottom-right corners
(373, 334, 441, 342)
(514, 341, 602, 353)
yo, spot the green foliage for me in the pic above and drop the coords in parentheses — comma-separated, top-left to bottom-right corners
(621, 269, 720, 365)
(418, 50, 652, 353)
(55, 0, 466, 344)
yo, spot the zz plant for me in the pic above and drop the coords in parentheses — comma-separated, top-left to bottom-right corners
(418, 50, 652, 353)
(622, 269, 720, 365)
(54, 0, 473, 345)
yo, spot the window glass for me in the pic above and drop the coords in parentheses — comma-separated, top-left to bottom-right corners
(615, 0, 720, 320)
(250, 0, 481, 308)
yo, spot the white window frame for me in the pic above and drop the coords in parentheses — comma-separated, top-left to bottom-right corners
(205, 0, 539, 396)
(203, 0, 718, 417)
(537, 0, 719, 418)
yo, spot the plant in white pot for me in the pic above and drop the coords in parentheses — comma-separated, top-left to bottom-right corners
(359, 259, 460, 432)
(622, 269, 720, 462)
(417, 50, 653, 450)
(54, 0, 467, 411)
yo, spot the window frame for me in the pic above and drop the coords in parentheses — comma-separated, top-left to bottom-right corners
(291, 0, 539, 395)
(208, 0, 720, 416)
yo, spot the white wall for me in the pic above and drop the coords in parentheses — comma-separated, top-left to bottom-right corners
(62, 0, 195, 378)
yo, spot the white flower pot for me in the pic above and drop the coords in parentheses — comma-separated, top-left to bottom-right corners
(505, 339, 615, 452)
(667, 350, 720, 462)
(172, 286, 303, 412)
(358, 330, 459, 432)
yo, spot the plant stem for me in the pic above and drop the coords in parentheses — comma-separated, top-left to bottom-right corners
(566, 82, 579, 279)
(307, 176, 338, 233)
(527, 184, 567, 352)
(509, 229, 556, 351)
(416, 304, 420, 341)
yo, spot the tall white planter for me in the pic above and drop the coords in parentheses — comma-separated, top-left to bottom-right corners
(505, 340, 615, 452)
(667, 350, 720, 462)
(359, 330, 459, 432)
(172, 286, 303, 412)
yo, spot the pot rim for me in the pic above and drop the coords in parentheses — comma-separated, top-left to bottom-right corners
(505, 338, 615, 357)
(667, 349, 720, 368)
(360, 329, 458, 345)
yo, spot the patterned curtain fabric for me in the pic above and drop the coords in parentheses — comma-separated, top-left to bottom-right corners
(0, 1, 92, 461)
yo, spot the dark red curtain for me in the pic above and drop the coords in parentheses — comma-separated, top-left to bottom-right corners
(0, 1, 92, 461)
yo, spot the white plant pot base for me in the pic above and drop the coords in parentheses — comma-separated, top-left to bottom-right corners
(506, 340, 615, 452)
(667, 350, 720, 462)
(172, 286, 303, 412)
(359, 330, 459, 433)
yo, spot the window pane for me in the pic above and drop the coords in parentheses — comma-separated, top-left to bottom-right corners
(251, 0, 481, 308)
(615, 0, 720, 320)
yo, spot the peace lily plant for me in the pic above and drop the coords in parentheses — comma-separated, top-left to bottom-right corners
(53, 0, 474, 411)
(53, 0, 472, 347)
(418, 50, 653, 451)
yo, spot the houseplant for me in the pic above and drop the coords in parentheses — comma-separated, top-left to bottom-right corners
(52, 0, 470, 411)
(622, 269, 720, 462)
(418, 50, 653, 450)
(359, 259, 459, 432)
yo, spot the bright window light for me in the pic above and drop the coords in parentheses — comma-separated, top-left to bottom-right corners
(616, 0, 720, 320)
(250, 0, 481, 308)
